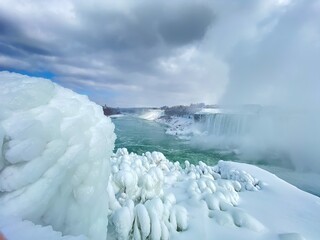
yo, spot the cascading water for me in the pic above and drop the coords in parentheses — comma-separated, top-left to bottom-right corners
(200, 113, 255, 137)
(194, 109, 320, 174)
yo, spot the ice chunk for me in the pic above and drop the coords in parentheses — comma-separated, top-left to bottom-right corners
(0, 72, 55, 110)
(135, 204, 151, 239)
(0, 72, 115, 240)
(111, 206, 134, 240)
(174, 206, 188, 231)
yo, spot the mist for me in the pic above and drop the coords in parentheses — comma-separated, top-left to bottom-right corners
(191, 107, 320, 174)
(184, 0, 320, 173)
(219, 0, 320, 108)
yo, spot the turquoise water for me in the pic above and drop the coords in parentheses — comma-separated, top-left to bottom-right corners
(113, 116, 238, 165)
(112, 116, 320, 196)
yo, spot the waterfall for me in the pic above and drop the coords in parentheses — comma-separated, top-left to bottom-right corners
(201, 113, 254, 137)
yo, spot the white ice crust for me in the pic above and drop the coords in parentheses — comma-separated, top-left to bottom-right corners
(0, 72, 116, 240)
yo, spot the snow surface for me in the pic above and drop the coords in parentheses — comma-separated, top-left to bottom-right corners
(0, 217, 87, 240)
(109, 114, 125, 118)
(0, 72, 116, 240)
(196, 108, 223, 114)
(155, 116, 196, 140)
(139, 110, 196, 140)
(139, 110, 164, 121)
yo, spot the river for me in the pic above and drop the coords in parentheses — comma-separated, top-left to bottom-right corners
(113, 116, 238, 165)
(112, 115, 320, 196)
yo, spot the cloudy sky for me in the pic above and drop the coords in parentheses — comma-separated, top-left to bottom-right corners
(0, 0, 319, 107)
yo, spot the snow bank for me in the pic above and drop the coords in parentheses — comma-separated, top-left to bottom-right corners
(156, 116, 195, 140)
(0, 71, 116, 240)
(139, 110, 164, 121)
(107, 148, 320, 240)
(0, 217, 87, 240)
(138, 109, 197, 140)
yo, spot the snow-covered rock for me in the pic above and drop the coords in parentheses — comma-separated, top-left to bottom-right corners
(0, 71, 116, 240)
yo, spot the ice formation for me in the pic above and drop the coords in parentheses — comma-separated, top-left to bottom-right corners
(107, 149, 320, 240)
(0, 72, 116, 240)
(107, 149, 188, 240)
(106, 148, 265, 239)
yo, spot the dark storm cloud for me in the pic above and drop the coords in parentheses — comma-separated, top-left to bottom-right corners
(0, 0, 216, 107)
(0, 15, 17, 35)
(0, 15, 24, 56)
(0, 10, 54, 59)
(74, 1, 214, 51)
(67, 1, 214, 78)
(159, 4, 214, 45)
(12, 42, 52, 56)
(0, 42, 19, 56)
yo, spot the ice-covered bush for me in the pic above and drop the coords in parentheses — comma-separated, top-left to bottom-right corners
(0, 71, 116, 240)
(183, 160, 264, 231)
(108, 149, 188, 239)
(108, 196, 188, 240)
(107, 148, 265, 239)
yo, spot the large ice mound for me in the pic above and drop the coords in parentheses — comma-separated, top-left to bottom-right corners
(0, 71, 116, 240)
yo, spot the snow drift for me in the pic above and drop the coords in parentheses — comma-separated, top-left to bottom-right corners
(0, 71, 116, 240)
